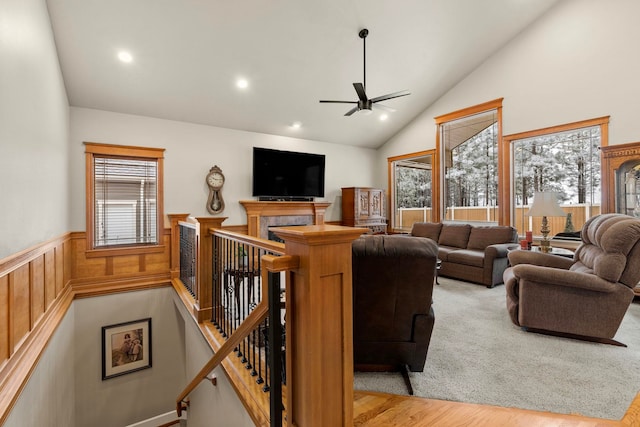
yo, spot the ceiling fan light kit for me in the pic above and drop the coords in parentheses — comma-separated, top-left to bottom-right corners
(320, 28, 410, 116)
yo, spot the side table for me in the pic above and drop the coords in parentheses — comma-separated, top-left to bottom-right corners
(531, 246, 574, 258)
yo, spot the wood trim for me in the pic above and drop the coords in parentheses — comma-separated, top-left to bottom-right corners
(0, 283, 74, 426)
(84, 244, 166, 258)
(83, 141, 166, 158)
(83, 141, 166, 255)
(168, 214, 190, 278)
(502, 116, 610, 143)
(434, 98, 504, 124)
(0, 233, 70, 277)
(387, 150, 436, 230)
(435, 99, 503, 223)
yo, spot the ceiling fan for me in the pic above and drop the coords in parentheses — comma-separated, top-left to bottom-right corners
(320, 28, 410, 116)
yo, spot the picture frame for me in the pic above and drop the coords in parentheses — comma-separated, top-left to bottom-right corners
(102, 318, 152, 380)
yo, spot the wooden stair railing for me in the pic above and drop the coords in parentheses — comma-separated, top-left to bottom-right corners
(175, 253, 299, 419)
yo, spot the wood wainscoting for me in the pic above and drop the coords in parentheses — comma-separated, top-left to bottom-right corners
(69, 229, 172, 296)
(0, 229, 173, 425)
(0, 233, 73, 425)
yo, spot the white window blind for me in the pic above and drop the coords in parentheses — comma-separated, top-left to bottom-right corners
(93, 156, 158, 247)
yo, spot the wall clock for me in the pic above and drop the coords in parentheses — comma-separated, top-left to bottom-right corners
(206, 165, 225, 214)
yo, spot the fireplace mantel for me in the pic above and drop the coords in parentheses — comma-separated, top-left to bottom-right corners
(240, 200, 331, 238)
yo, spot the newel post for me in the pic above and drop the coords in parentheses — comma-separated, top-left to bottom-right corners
(167, 213, 190, 279)
(272, 225, 366, 427)
(193, 216, 227, 322)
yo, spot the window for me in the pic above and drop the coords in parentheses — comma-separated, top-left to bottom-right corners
(388, 151, 434, 232)
(85, 143, 165, 253)
(503, 117, 608, 237)
(436, 99, 502, 224)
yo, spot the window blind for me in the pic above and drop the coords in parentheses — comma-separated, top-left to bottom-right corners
(94, 156, 158, 247)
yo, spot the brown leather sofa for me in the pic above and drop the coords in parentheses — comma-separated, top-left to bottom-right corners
(410, 222, 519, 287)
(503, 213, 640, 344)
(351, 234, 438, 391)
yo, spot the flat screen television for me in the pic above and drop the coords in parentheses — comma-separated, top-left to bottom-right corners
(252, 147, 325, 201)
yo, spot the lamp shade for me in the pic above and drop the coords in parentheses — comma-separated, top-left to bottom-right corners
(526, 191, 566, 217)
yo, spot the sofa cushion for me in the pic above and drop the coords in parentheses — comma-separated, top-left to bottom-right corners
(410, 222, 443, 242)
(437, 245, 458, 261)
(438, 224, 471, 249)
(446, 249, 485, 268)
(467, 226, 517, 250)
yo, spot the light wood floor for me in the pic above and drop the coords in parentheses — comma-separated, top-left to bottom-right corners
(353, 390, 640, 427)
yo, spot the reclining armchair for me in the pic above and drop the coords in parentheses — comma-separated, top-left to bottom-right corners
(503, 213, 640, 345)
(351, 234, 438, 394)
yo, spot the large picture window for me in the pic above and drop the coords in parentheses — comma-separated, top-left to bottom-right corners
(85, 143, 165, 252)
(504, 117, 608, 237)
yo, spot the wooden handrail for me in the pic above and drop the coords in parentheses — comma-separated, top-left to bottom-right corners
(175, 254, 299, 417)
(176, 300, 268, 416)
(212, 229, 285, 255)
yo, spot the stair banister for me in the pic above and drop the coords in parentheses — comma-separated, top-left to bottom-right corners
(175, 252, 299, 418)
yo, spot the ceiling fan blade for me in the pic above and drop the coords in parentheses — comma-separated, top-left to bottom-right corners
(372, 104, 396, 113)
(370, 90, 410, 103)
(344, 106, 360, 116)
(319, 100, 358, 104)
(353, 83, 368, 102)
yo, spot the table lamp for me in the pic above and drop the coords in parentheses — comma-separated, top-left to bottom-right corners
(526, 191, 566, 253)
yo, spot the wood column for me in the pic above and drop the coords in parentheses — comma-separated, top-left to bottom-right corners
(193, 216, 227, 322)
(168, 214, 189, 279)
(272, 224, 367, 427)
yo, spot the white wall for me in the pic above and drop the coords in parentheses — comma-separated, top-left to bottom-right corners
(172, 292, 255, 427)
(0, 0, 70, 259)
(73, 288, 186, 427)
(69, 107, 379, 231)
(4, 287, 255, 427)
(377, 0, 640, 187)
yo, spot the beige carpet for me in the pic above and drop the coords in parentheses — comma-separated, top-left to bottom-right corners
(353, 276, 640, 420)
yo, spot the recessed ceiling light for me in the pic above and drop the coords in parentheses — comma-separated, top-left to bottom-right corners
(236, 78, 249, 89)
(379, 114, 389, 121)
(291, 122, 302, 129)
(117, 51, 133, 63)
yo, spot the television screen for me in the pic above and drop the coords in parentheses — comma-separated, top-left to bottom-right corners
(252, 147, 325, 200)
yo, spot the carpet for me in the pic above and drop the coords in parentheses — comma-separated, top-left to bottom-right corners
(353, 276, 640, 420)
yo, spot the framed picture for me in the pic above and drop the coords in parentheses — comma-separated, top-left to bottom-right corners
(102, 318, 152, 380)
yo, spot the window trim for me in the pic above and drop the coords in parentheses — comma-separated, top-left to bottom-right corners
(501, 116, 609, 228)
(435, 98, 503, 224)
(84, 142, 165, 257)
(387, 149, 435, 232)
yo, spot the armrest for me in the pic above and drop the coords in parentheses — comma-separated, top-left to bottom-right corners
(507, 250, 574, 270)
(511, 264, 620, 293)
(485, 243, 520, 259)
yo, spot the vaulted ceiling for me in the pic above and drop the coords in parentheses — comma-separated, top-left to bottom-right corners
(45, 0, 558, 148)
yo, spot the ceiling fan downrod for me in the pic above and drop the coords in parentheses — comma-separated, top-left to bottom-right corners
(359, 28, 368, 92)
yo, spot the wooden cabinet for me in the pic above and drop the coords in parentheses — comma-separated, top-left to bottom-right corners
(602, 141, 640, 216)
(341, 187, 387, 234)
(601, 141, 640, 295)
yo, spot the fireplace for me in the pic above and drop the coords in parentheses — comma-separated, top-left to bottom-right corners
(264, 217, 313, 241)
(240, 200, 331, 239)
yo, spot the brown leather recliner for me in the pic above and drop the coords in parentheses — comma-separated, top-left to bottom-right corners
(503, 213, 640, 345)
(351, 234, 438, 392)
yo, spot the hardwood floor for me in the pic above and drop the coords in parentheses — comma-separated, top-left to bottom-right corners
(353, 390, 638, 426)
